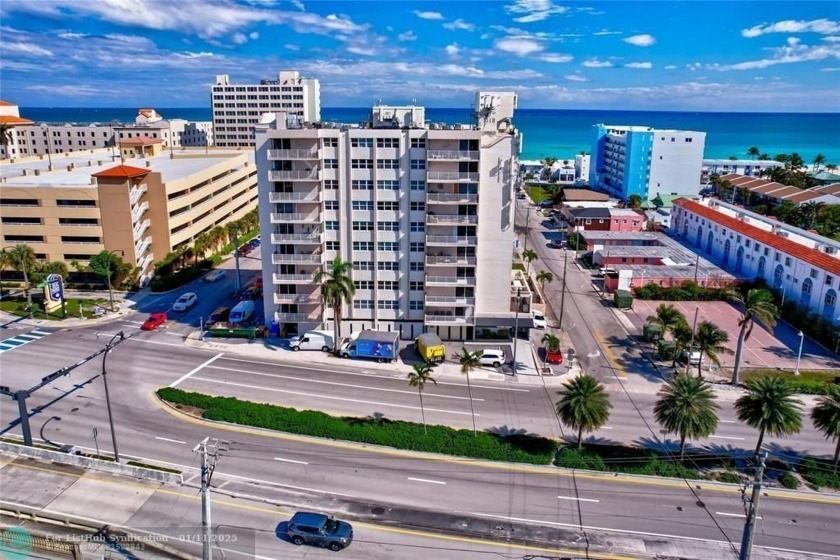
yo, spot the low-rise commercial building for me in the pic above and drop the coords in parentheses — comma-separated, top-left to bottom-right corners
(716, 173, 840, 207)
(564, 207, 644, 232)
(701, 159, 782, 184)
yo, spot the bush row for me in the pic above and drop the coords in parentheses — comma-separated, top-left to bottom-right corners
(150, 260, 213, 292)
(554, 444, 705, 479)
(157, 388, 558, 465)
(634, 281, 736, 302)
(799, 458, 840, 489)
(744, 369, 839, 396)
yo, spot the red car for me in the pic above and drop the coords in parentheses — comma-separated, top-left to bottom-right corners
(546, 349, 564, 365)
(253, 277, 263, 289)
(142, 312, 168, 331)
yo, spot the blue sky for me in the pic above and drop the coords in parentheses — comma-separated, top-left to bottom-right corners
(1, 0, 838, 111)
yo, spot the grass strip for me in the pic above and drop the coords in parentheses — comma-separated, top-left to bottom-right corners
(744, 369, 839, 396)
(157, 388, 557, 465)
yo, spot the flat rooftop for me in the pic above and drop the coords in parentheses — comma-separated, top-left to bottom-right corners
(582, 231, 661, 242)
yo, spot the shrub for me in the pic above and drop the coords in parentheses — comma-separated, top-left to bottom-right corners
(799, 458, 840, 489)
(716, 471, 742, 484)
(657, 340, 676, 360)
(744, 369, 839, 396)
(554, 447, 607, 471)
(614, 290, 633, 309)
(149, 261, 212, 292)
(778, 472, 800, 489)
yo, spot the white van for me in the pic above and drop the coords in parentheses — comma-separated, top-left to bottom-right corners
(229, 300, 255, 324)
(289, 331, 333, 352)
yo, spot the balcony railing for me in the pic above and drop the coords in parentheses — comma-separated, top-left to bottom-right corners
(129, 183, 148, 206)
(131, 201, 149, 223)
(425, 313, 473, 325)
(267, 148, 320, 160)
(426, 150, 479, 161)
(273, 273, 315, 283)
(426, 214, 478, 224)
(273, 293, 320, 304)
(135, 236, 152, 258)
(275, 312, 321, 323)
(426, 193, 478, 204)
(270, 231, 321, 244)
(270, 212, 320, 223)
(138, 254, 154, 272)
(425, 235, 477, 246)
(271, 253, 322, 264)
(425, 276, 477, 286)
(425, 296, 475, 306)
(425, 255, 477, 266)
(268, 191, 321, 203)
(427, 172, 479, 182)
(133, 219, 150, 241)
(268, 169, 321, 181)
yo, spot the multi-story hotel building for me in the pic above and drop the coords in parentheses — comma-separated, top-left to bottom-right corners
(589, 124, 706, 202)
(211, 71, 321, 148)
(1, 146, 257, 285)
(255, 92, 522, 340)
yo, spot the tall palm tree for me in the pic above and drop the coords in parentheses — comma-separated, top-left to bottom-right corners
(811, 385, 840, 473)
(313, 257, 356, 354)
(800, 201, 825, 230)
(0, 249, 11, 299)
(672, 321, 694, 369)
(536, 270, 553, 294)
(455, 348, 482, 436)
(758, 153, 770, 161)
(541, 332, 560, 353)
(694, 321, 733, 377)
(407, 363, 437, 435)
(731, 289, 779, 385)
(647, 304, 687, 339)
(813, 153, 826, 173)
(7, 244, 35, 310)
(654, 375, 719, 459)
(826, 163, 838, 173)
(0, 123, 13, 157)
(555, 374, 611, 449)
(789, 153, 805, 170)
(521, 249, 538, 277)
(735, 376, 803, 456)
(747, 147, 760, 160)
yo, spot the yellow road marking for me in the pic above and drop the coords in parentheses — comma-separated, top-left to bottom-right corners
(593, 329, 627, 378)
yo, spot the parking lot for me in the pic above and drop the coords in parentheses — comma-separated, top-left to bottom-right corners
(631, 299, 840, 372)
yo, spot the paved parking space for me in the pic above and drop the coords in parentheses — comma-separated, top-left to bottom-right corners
(631, 299, 840, 371)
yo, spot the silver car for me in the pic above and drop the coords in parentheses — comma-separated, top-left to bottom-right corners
(287, 512, 353, 552)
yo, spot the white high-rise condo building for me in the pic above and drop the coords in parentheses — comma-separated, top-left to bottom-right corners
(212, 71, 321, 148)
(255, 92, 522, 341)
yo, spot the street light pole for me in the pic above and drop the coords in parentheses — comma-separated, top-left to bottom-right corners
(101, 331, 125, 463)
(794, 331, 804, 376)
(559, 252, 568, 330)
(512, 287, 521, 376)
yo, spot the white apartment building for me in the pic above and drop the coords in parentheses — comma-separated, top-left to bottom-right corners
(575, 153, 590, 184)
(701, 159, 782, 184)
(671, 197, 840, 323)
(255, 92, 522, 341)
(212, 71, 321, 148)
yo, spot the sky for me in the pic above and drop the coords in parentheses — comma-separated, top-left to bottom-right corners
(1, 0, 839, 112)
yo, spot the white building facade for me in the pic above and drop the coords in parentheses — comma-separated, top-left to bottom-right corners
(255, 93, 521, 340)
(671, 198, 840, 324)
(212, 71, 321, 148)
(574, 153, 590, 184)
(701, 159, 783, 184)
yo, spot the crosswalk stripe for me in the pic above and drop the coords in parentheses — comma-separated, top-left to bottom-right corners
(15, 334, 39, 341)
(30, 330, 51, 336)
(0, 329, 54, 353)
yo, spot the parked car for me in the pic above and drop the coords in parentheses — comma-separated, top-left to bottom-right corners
(546, 349, 564, 365)
(173, 292, 197, 311)
(141, 312, 167, 331)
(209, 306, 230, 323)
(249, 238, 260, 249)
(289, 331, 333, 352)
(532, 311, 546, 329)
(287, 512, 353, 552)
(516, 192, 527, 199)
(679, 349, 702, 366)
(539, 200, 555, 209)
(205, 269, 226, 282)
(242, 286, 262, 301)
(547, 240, 563, 249)
(478, 349, 505, 368)
(597, 267, 617, 277)
(252, 277, 264, 289)
(237, 244, 252, 257)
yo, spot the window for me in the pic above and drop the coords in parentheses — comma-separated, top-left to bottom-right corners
(325, 220, 339, 231)
(57, 199, 96, 207)
(323, 138, 338, 147)
(353, 221, 373, 231)
(323, 241, 339, 251)
(410, 221, 424, 232)
(377, 221, 399, 231)
(410, 262, 424, 271)
(410, 300, 424, 311)
(410, 201, 425, 211)
(378, 300, 400, 310)
(352, 180, 373, 190)
(353, 241, 374, 251)
(377, 180, 399, 191)
(353, 261, 374, 271)
(811, 268, 818, 279)
(411, 138, 426, 148)
(745, 240, 751, 248)
(764, 247, 769, 256)
(323, 158, 338, 169)
(411, 159, 426, 170)
(377, 159, 399, 169)
(409, 242, 424, 252)
(803, 281, 813, 295)
(409, 281, 424, 291)
(410, 180, 426, 191)
(353, 300, 374, 309)
(378, 261, 399, 271)
(324, 180, 338, 190)
(352, 200, 373, 211)
(827, 275, 834, 286)
(377, 138, 398, 148)
(352, 159, 373, 169)
(5, 235, 44, 243)
(378, 281, 399, 290)
(61, 236, 100, 243)
(377, 201, 399, 211)
(378, 241, 398, 251)
(356, 280, 373, 290)
(685, 137, 693, 143)
(827, 292, 837, 307)
(351, 138, 373, 148)
(785, 257, 792, 266)
(325, 200, 339, 210)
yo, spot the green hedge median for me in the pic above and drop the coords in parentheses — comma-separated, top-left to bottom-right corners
(157, 388, 558, 465)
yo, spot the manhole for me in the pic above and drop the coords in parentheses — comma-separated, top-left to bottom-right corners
(371, 507, 385, 515)
(696, 500, 706, 508)
(676, 506, 683, 512)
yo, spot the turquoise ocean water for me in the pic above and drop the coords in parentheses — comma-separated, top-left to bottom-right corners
(20, 107, 840, 163)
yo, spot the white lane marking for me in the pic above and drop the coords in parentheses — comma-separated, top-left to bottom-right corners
(206, 365, 485, 402)
(130, 337, 186, 348)
(30, 330, 52, 336)
(719, 420, 736, 424)
(273, 457, 309, 465)
(120, 321, 145, 326)
(169, 353, 224, 388)
(709, 435, 745, 441)
(155, 436, 186, 445)
(716, 512, 762, 520)
(165, 331, 187, 337)
(599, 426, 613, 430)
(188, 377, 479, 416)
(407, 477, 446, 485)
(558, 496, 599, 503)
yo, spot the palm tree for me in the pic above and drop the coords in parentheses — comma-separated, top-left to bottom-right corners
(758, 153, 770, 161)
(536, 270, 553, 295)
(0, 249, 11, 299)
(407, 363, 437, 435)
(747, 147, 760, 160)
(0, 123, 13, 157)
(811, 385, 840, 473)
(789, 152, 805, 170)
(555, 374, 611, 449)
(521, 249, 538, 277)
(541, 332, 560, 353)
(455, 348, 482, 436)
(826, 163, 838, 173)
(626, 194, 643, 208)
(694, 321, 733, 377)
(654, 375, 719, 459)
(672, 321, 694, 369)
(731, 289, 779, 385)
(647, 304, 687, 339)
(735, 376, 803, 456)
(193, 232, 212, 263)
(800, 201, 825, 230)
(7, 244, 35, 310)
(313, 257, 356, 354)
(813, 153, 826, 173)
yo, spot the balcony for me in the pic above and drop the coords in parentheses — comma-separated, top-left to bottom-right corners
(268, 169, 321, 181)
(270, 212, 320, 223)
(426, 150, 479, 161)
(131, 201, 149, 223)
(273, 293, 320, 305)
(138, 253, 154, 272)
(135, 236, 152, 258)
(425, 296, 475, 306)
(426, 214, 478, 225)
(269, 191, 321, 203)
(129, 183, 148, 206)
(425, 313, 473, 325)
(271, 253, 322, 265)
(267, 148, 320, 160)
(425, 235, 477, 246)
(132, 219, 150, 241)
(270, 231, 321, 244)
(427, 172, 479, 182)
(275, 312, 322, 323)
(425, 276, 476, 286)
(273, 273, 315, 284)
(426, 193, 478, 204)
(426, 255, 477, 266)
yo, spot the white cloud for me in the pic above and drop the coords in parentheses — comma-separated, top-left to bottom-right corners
(249, 31, 259, 40)
(593, 30, 621, 36)
(27, 84, 108, 96)
(495, 37, 543, 55)
(58, 32, 88, 39)
(821, 67, 840, 71)
(564, 74, 587, 82)
(540, 53, 573, 63)
(232, 32, 248, 44)
(2, 42, 54, 57)
(443, 19, 475, 32)
(823, 36, 840, 43)
(398, 30, 417, 41)
(665, 64, 677, 70)
(284, 43, 299, 50)
(741, 19, 840, 38)
(445, 43, 460, 56)
(625, 61, 652, 69)
(623, 34, 655, 47)
(582, 58, 612, 68)
(413, 10, 444, 20)
(480, 33, 492, 40)
(438, 64, 484, 77)
(710, 41, 840, 70)
(346, 45, 377, 56)
(175, 51, 214, 58)
(505, 0, 568, 23)
(686, 62, 702, 71)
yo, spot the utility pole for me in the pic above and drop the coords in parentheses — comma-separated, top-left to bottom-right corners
(739, 451, 767, 560)
(193, 437, 221, 560)
(559, 252, 568, 330)
(233, 226, 242, 294)
(512, 288, 521, 376)
(685, 307, 699, 375)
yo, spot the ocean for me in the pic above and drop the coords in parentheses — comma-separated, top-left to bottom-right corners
(19, 107, 840, 163)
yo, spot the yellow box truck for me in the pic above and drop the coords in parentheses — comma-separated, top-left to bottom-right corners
(415, 332, 445, 363)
